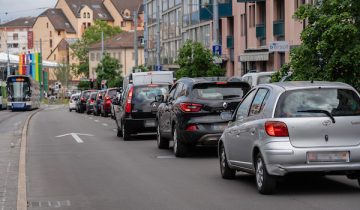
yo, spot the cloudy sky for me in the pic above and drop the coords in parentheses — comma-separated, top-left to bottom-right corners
(0, 0, 57, 23)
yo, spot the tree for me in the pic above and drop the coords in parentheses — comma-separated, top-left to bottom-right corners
(96, 53, 123, 88)
(284, 0, 360, 90)
(71, 20, 122, 77)
(175, 40, 225, 79)
(54, 63, 73, 88)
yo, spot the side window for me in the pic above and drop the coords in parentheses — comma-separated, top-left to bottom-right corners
(249, 88, 270, 116)
(236, 90, 257, 119)
(174, 83, 183, 99)
(179, 83, 187, 97)
(168, 84, 178, 101)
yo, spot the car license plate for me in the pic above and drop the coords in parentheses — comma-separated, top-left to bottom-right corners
(307, 151, 349, 163)
(144, 120, 156, 127)
(212, 123, 228, 131)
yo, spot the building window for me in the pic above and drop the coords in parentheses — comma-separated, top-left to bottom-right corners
(83, 12, 86, 18)
(46, 22, 49, 28)
(88, 23, 91, 27)
(87, 12, 90, 18)
(13, 33, 18, 41)
(50, 39, 53, 48)
(58, 31, 61, 36)
(295, 0, 306, 9)
(121, 21, 126, 27)
(249, 5, 256, 27)
(50, 31, 52, 37)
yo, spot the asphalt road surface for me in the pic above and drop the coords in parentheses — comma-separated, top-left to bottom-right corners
(0, 109, 32, 210)
(26, 106, 360, 210)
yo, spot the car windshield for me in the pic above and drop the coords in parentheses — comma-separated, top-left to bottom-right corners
(108, 89, 118, 98)
(275, 88, 360, 118)
(133, 85, 168, 103)
(193, 83, 248, 100)
(257, 75, 271, 85)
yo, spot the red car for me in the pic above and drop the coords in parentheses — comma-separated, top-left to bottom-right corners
(100, 88, 119, 117)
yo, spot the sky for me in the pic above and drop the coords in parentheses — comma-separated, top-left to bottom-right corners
(0, 0, 57, 23)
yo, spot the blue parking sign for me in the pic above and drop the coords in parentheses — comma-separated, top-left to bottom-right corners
(155, 65, 162, 71)
(212, 45, 222, 56)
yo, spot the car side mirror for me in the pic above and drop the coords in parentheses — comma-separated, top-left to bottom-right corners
(220, 112, 234, 121)
(155, 95, 165, 103)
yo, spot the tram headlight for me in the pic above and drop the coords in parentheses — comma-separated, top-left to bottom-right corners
(25, 95, 31, 101)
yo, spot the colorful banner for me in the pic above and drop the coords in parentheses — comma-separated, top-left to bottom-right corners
(18, 52, 43, 82)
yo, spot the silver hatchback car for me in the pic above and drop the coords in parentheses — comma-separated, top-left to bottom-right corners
(219, 81, 360, 194)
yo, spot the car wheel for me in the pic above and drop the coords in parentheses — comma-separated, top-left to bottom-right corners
(173, 127, 188, 157)
(219, 144, 236, 179)
(157, 124, 169, 149)
(255, 153, 276, 195)
(122, 123, 131, 141)
(104, 112, 108, 117)
(69, 109, 72, 112)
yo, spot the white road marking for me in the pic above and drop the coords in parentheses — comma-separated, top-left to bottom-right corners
(56, 133, 94, 143)
(94, 120, 99, 122)
(102, 123, 108, 127)
(156, 155, 176, 159)
(113, 129, 117, 132)
(89, 117, 93, 120)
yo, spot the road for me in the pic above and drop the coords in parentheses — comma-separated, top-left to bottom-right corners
(0, 109, 32, 210)
(26, 106, 360, 210)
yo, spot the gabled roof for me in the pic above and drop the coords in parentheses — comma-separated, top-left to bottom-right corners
(89, 31, 144, 50)
(0, 17, 36, 28)
(65, 0, 114, 21)
(39, 9, 76, 33)
(110, 0, 143, 17)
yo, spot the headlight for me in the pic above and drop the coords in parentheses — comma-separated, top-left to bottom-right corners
(25, 95, 31, 101)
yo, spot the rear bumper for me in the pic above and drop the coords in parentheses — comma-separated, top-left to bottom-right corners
(179, 130, 222, 147)
(124, 118, 157, 134)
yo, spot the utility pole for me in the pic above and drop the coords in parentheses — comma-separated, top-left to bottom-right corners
(213, 0, 219, 46)
(101, 31, 104, 73)
(5, 27, 11, 77)
(156, 0, 161, 70)
(143, 0, 148, 66)
(133, 11, 138, 68)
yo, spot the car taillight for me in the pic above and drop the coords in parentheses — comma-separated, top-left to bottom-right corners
(90, 98, 94, 103)
(265, 121, 289, 137)
(185, 124, 198, 131)
(179, 103, 203, 112)
(105, 96, 110, 100)
(81, 97, 85, 102)
(125, 87, 134, 113)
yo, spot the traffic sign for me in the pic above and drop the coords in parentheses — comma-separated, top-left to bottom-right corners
(212, 45, 222, 56)
(269, 41, 290, 52)
(155, 65, 162, 71)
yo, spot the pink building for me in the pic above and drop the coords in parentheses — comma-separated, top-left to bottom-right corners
(225, 0, 307, 76)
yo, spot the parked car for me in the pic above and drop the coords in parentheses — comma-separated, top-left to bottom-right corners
(76, 90, 97, 113)
(111, 91, 122, 119)
(114, 83, 170, 140)
(69, 93, 80, 112)
(219, 81, 360, 194)
(100, 88, 119, 117)
(85, 91, 98, 115)
(156, 78, 251, 157)
(93, 90, 106, 116)
(229, 71, 275, 87)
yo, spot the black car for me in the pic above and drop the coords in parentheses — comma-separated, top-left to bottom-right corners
(77, 90, 97, 113)
(93, 90, 106, 116)
(114, 84, 169, 140)
(156, 78, 251, 157)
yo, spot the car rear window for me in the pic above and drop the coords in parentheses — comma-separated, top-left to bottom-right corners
(275, 88, 360, 117)
(192, 83, 249, 100)
(107, 89, 118, 97)
(257, 75, 271, 85)
(133, 85, 168, 103)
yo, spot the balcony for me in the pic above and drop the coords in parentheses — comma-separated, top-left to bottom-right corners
(256, 24, 266, 39)
(200, 0, 232, 21)
(226, 36, 234, 48)
(273, 20, 284, 36)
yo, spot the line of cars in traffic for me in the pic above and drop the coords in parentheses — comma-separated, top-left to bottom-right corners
(70, 71, 360, 194)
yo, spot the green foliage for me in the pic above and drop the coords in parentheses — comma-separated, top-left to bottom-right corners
(271, 63, 290, 82)
(96, 53, 123, 88)
(71, 20, 122, 77)
(288, 0, 360, 90)
(175, 40, 225, 79)
(54, 63, 73, 88)
(78, 81, 90, 90)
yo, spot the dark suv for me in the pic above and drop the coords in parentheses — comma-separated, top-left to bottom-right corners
(77, 90, 97, 113)
(114, 84, 169, 140)
(156, 78, 251, 157)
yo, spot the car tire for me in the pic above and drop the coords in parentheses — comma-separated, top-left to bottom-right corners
(122, 123, 131, 141)
(173, 127, 188, 157)
(255, 153, 277, 195)
(219, 144, 236, 179)
(157, 124, 169, 149)
(69, 109, 72, 112)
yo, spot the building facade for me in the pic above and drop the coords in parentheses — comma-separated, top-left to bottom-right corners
(0, 17, 36, 55)
(88, 31, 144, 79)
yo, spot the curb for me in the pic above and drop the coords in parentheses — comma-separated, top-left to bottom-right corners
(17, 109, 42, 210)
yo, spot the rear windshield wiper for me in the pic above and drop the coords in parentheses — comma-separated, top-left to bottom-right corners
(297, 109, 336, 123)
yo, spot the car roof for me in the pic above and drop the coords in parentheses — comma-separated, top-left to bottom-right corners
(242, 71, 275, 77)
(259, 81, 353, 91)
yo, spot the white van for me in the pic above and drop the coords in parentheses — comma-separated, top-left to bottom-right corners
(123, 71, 175, 90)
